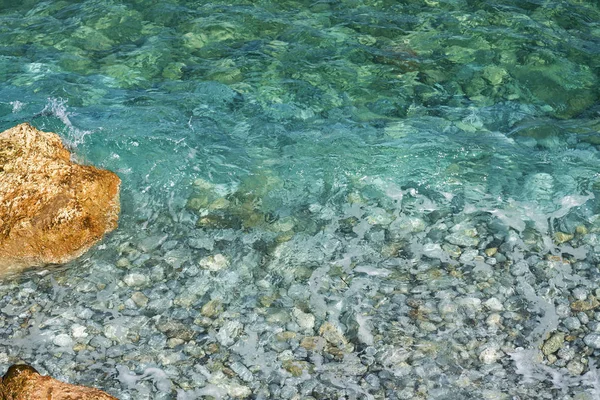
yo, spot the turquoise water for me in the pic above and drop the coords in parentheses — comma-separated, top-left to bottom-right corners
(1, 0, 600, 398)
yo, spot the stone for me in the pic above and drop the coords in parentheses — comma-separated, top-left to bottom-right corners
(52, 334, 73, 348)
(216, 320, 243, 347)
(0, 364, 117, 399)
(479, 347, 501, 364)
(542, 332, 565, 356)
(484, 298, 504, 312)
(292, 308, 315, 332)
(445, 232, 479, 247)
(123, 273, 150, 288)
(566, 359, 585, 375)
(584, 333, 600, 349)
(563, 316, 581, 330)
(554, 232, 574, 244)
(484, 247, 497, 257)
(571, 296, 600, 312)
(201, 299, 222, 318)
(199, 254, 229, 271)
(130, 291, 148, 308)
(0, 123, 120, 276)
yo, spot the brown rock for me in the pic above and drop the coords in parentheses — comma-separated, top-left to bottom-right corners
(0, 364, 117, 399)
(0, 123, 120, 276)
(571, 296, 600, 312)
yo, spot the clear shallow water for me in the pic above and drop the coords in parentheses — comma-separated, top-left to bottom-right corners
(1, 0, 600, 398)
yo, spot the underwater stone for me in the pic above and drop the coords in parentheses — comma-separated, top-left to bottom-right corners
(292, 308, 315, 332)
(199, 254, 229, 271)
(542, 332, 565, 356)
(0, 123, 120, 276)
(123, 273, 150, 288)
(566, 359, 585, 375)
(479, 347, 501, 364)
(571, 296, 600, 312)
(201, 299, 222, 318)
(52, 334, 73, 348)
(563, 317, 581, 331)
(554, 232, 574, 244)
(445, 232, 479, 248)
(584, 333, 600, 349)
(216, 320, 243, 347)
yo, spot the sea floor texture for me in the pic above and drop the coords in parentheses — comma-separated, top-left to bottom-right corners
(1, 0, 600, 399)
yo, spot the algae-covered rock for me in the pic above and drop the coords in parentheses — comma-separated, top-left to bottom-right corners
(0, 123, 120, 277)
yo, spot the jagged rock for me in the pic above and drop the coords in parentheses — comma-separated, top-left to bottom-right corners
(0, 123, 120, 276)
(0, 364, 117, 399)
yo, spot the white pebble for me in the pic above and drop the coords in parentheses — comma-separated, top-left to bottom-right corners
(484, 297, 504, 312)
(199, 254, 229, 271)
(123, 272, 149, 287)
(53, 333, 73, 348)
(71, 324, 88, 338)
(292, 307, 315, 332)
(479, 347, 501, 364)
(486, 313, 502, 327)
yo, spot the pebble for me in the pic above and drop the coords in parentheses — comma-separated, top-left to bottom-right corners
(554, 232, 574, 244)
(542, 332, 565, 355)
(131, 291, 149, 307)
(572, 287, 589, 301)
(486, 313, 502, 328)
(589, 321, 600, 332)
(445, 232, 479, 247)
(563, 316, 581, 330)
(199, 254, 230, 271)
(578, 312, 590, 325)
(229, 361, 254, 382)
(71, 324, 88, 338)
(292, 308, 315, 332)
(557, 346, 575, 361)
(123, 272, 150, 287)
(484, 247, 498, 257)
(479, 347, 501, 364)
(584, 333, 600, 349)
(104, 323, 129, 344)
(484, 297, 504, 312)
(53, 334, 74, 348)
(566, 359, 585, 375)
(201, 299, 222, 318)
(216, 320, 243, 347)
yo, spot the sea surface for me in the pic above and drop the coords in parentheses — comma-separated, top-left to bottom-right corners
(1, 0, 600, 399)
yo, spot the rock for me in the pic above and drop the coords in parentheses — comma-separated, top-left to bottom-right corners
(130, 291, 148, 308)
(201, 299, 222, 318)
(563, 316, 581, 330)
(0, 123, 120, 276)
(123, 272, 150, 288)
(0, 364, 117, 399)
(484, 298, 504, 312)
(199, 254, 229, 271)
(566, 359, 585, 375)
(542, 332, 565, 356)
(292, 308, 315, 332)
(484, 247, 498, 257)
(216, 320, 243, 347)
(571, 296, 600, 312)
(554, 232, 574, 244)
(584, 333, 600, 349)
(479, 347, 501, 364)
(52, 334, 73, 348)
(445, 231, 479, 247)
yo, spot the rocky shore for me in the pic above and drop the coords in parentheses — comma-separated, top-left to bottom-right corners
(0, 123, 120, 276)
